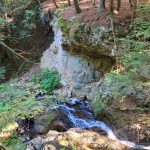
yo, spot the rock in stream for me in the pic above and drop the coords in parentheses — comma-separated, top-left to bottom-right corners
(26, 98, 150, 150)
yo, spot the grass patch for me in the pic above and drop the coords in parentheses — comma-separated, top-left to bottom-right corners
(0, 68, 61, 148)
(2, 134, 26, 150)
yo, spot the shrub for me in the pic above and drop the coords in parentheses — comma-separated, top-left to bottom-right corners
(32, 69, 61, 92)
(58, 16, 70, 32)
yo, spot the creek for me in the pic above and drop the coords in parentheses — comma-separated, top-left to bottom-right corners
(60, 98, 150, 150)
(39, 14, 150, 149)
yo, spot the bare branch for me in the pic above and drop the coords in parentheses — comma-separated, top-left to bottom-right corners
(0, 41, 29, 62)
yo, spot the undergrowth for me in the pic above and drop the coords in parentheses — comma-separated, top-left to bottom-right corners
(94, 3, 150, 114)
(0, 68, 61, 148)
(3, 134, 26, 150)
(32, 69, 61, 93)
(106, 3, 150, 96)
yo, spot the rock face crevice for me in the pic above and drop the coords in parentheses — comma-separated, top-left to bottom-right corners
(41, 14, 115, 97)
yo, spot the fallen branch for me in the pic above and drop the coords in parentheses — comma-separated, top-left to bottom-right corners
(0, 41, 29, 62)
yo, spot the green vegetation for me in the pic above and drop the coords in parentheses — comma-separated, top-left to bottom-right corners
(0, 69, 61, 129)
(0, 0, 42, 43)
(93, 3, 150, 114)
(0, 0, 45, 81)
(3, 134, 27, 150)
(32, 69, 61, 93)
(91, 90, 111, 115)
(106, 3, 150, 96)
(58, 16, 71, 32)
(0, 69, 61, 148)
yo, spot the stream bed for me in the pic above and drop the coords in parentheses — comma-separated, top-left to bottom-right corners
(24, 97, 150, 150)
(58, 98, 150, 150)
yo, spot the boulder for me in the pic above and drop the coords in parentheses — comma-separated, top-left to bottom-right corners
(65, 98, 81, 106)
(137, 65, 150, 81)
(27, 128, 131, 150)
(33, 112, 57, 134)
(0, 122, 18, 142)
(51, 120, 67, 132)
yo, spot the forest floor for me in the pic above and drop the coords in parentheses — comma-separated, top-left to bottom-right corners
(43, 0, 149, 34)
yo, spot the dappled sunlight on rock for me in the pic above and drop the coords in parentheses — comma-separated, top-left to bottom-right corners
(0, 122, 18, 142)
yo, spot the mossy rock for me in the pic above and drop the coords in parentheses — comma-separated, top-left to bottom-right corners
(137, 65, 150, 81)
(33, 112, 58, 134)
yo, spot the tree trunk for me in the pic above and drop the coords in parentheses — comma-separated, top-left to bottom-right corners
(110, 0, 114, 13)
(132, 0, 137, 19)
(117, 0, 121, 11)
(52, 0, 58, 8)
(68, 0, 71, 6)
(73, 0, 81, 14)
(37, 0, 41, 5)
(92, 0, 96, 5)
(98, 0, 105, 13)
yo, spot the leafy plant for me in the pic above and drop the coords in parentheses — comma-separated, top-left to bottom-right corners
(58, 16, 70, 32)
(91, 90, 111, 114)
(0, 79, 55, 131)
(32, 69, 61, 93)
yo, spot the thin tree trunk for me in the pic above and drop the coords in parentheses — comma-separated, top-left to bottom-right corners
(132, 0, 137, 19)
(68, 0, 71, 6)
(117, 0, 121, 11)
(98, 0, 106, 13)
(110, 0, 114, 13)
(52, 0, 58, 8)
(93, 0, 95, 5)
(73, 0, 81, 13)
(37, 0, 41, 5)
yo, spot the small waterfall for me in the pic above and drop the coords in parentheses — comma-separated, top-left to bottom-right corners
(60, 98, 150, 150)
(42, 14, 150, 149)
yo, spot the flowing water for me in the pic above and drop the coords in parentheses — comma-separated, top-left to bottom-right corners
(43, 15, 150, 149)
(60, 98, 150, 150)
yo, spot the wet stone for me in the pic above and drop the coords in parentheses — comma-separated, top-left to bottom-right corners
(65, 98, 81, 106)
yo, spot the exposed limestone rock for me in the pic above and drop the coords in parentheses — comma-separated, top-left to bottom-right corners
(62, 16, 114, 58)
(41, 15, 115, 97)
(0, 122, 18, 142)
(26, 128, 130, 150)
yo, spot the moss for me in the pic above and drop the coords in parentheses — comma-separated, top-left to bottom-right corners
(91, 90, 112, 115)
(0, 72, 58, 136)
(2, 134, 27, 150)
(31, 69, 61, 93)
(58, 17, 71, 33)
(42, 113, 57, 126)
